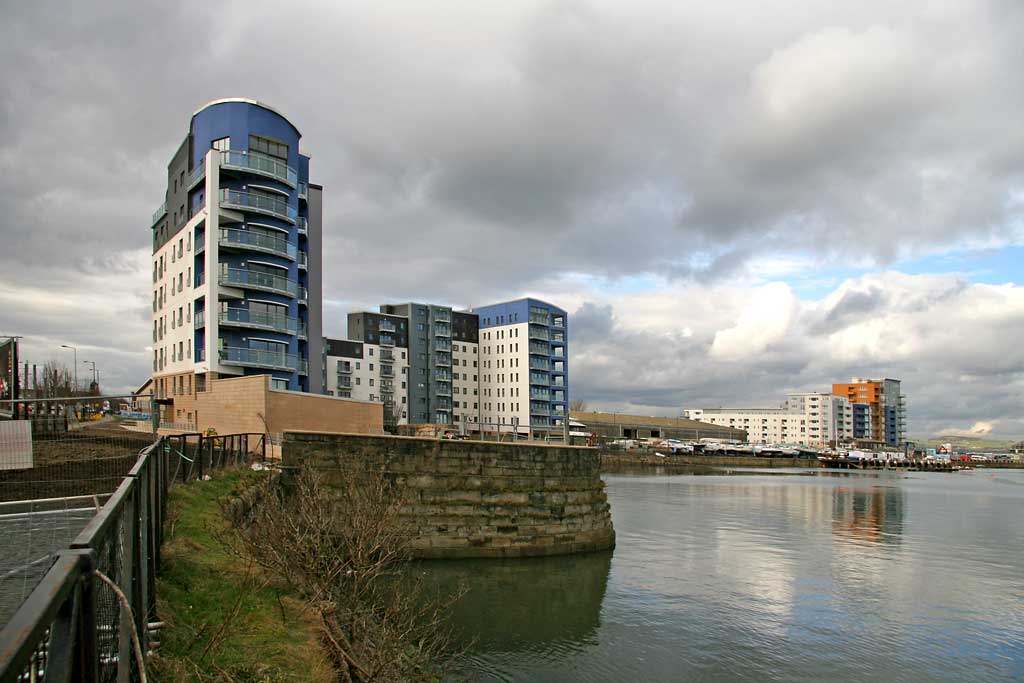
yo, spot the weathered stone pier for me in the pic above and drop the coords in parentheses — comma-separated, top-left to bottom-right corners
(283, 432, 616, 559)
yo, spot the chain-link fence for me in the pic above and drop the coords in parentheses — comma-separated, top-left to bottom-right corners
(0, 403, 267, 681)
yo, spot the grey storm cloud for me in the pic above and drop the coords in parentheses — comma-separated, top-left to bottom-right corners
(0, 0, 1022, 436)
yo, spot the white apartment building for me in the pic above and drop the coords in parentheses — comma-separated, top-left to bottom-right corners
(684, 393, 853, 447)
(325, 297, 568, 436)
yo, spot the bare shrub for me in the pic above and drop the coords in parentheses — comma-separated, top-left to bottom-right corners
(237, 466, 464, 682)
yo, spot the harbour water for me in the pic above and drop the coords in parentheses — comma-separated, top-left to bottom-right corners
(425, 467, 1024, 682)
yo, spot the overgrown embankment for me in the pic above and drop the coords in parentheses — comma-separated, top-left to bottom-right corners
(150, 469, 333, 683)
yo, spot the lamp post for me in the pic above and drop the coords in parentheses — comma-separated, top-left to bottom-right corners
(82, 360, 96, 393)
(61, 344, 77, 395)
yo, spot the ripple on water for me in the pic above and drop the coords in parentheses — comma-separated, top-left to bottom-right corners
(437, 469, 1024, 682)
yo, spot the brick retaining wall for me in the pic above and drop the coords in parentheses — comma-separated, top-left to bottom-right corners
(283, 432, 616, 559)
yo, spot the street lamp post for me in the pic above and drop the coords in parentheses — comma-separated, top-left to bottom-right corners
(82, 361, 96, 393)
(61, 344, 77, 395)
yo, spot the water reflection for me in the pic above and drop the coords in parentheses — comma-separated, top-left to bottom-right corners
(832, 485, 905, 546)
(420, 551, 612, 650)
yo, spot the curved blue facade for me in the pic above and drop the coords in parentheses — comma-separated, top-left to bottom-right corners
(190, 100, 313, 391)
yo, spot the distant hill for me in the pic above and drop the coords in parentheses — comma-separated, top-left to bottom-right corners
(923, 435, 1021, 450)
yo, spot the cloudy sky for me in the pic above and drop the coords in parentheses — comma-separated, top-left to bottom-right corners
(1, 0, 1022, 438)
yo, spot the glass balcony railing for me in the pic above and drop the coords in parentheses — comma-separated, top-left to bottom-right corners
(380, 350, 395, 363)
(297, 217, 307, 235)
(433, 309, 451, 322)
(298, 286, 308, 305)
(219, 188, 297, 223)
(219, 150, 297, 187)
(530, 403, 551, 415)
(337, 376, 352, 388)
(434, 369, 452, 381)
(338, 363, 353, 374)
(529, 342, 549, 355)
(152, 201, 166, 226)
(531, 418, 552, 427)
(551, 331, 565, 343)
(529, 325, 549, 340)
(379, 320, 397, 333)
(298, 251, 307, 269)
(219, 228, 296, 259)
(219, 266, 298, 296)
(435, 383, 452, 396)
(434, 353, 451, 366)
(298, 182, 308, 200)
(529, 373, 549, 385)
(529, 358, 550, 371)
(530, 390, 551, 400)
(433, 338, 451, 351)
(195, 310, 205, 328)
(551, 316, 565, 328)
(380, 366, 394, 377)
(379, 334, 395, 347)
(434, 323, 451, 337)
(529, 313, 550, 325)
(220, 346, 300, 372)
(188, 163, 205, 190)
(219, 308, 303, 335)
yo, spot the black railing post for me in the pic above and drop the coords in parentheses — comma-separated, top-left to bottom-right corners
(197, 436, 204, 481)
(78, 552, 99, 683)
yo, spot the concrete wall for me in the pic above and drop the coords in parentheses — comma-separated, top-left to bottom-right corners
(283, 432, 615, 559)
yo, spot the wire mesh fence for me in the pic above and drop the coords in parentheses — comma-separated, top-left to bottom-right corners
(0, 420, 267, 682)
(0, 396, 156, 504)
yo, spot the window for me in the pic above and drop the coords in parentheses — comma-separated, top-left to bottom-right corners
(368, 348, 374, 356)
(271, 378, 288, 391)
(355, 362, 360, 370)
(355, 377, 361, 385)
(369, 379, 374, 387)
(249, 134, 288, 161)
(212, 137, 230, 152)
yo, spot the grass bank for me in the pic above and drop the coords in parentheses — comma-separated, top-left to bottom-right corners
(150, 468, 334, 683)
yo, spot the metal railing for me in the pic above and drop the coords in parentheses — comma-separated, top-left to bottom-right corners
(0, 431, 266, 681)
(219, 228, 297, 260)
(219, 150, 297, 187)
(218, 189, 296, 223)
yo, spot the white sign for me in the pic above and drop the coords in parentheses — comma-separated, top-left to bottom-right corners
(0, 421, 33, 470)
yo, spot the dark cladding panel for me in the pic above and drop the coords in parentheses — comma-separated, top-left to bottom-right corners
(452, 311, 479, 344)
(324, 338, 363, 359)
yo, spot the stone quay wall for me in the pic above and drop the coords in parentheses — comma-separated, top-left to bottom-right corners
(283, 432, 616, 559)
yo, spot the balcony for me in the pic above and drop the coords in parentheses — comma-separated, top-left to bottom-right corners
(219, 228, 296, 260)
(434, 352, 451, 366)
(530, 403, 551, 415)
(379, 333, 395, 347)
(434, 369, 452, 381)
(380, 366, 394, 378)
(220, 346, 301, 372)
(379, 320, 397, 333)
(528, 325, 549, 341)
(435, 383, 452, 396)
(337, 363, 353, 374)
(297, 217, 307, 236)
(551, 331, 565, 343)
(298, 250, 307, 270)
(433, 309, 451, 322)
(529, 313, 549, 325)
(529, 358, 551, 371)
(551, 315, 565, 328)
(219, 189, 296, 223)
(219, 150, 297, 187)
(298, 182, 308, 201)
(219, 307, 303, 335)
(529, 373, 549, 385)
(529, 342, 549, 355)
(530, 418, 551, 428)
(219, 266, 298, 297)
(152, 201, 166, 227)
(434, 323, 451, 337)
(337, 376, 352, 388)
(188, 163, 205, 190)
(380, 350, 395, 363)
(530, 389, 551, 401)
(433, 338, 451, 351)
